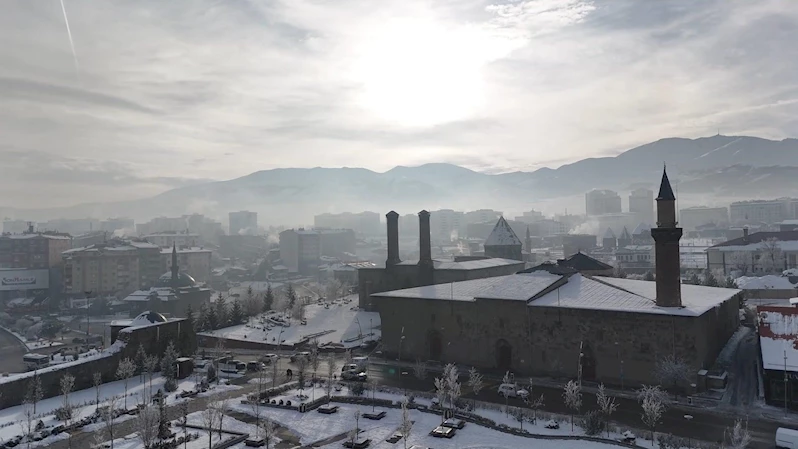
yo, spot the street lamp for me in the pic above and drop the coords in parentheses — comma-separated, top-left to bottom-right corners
(684, 414, 693, 447)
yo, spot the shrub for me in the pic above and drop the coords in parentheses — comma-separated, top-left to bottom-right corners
(580, 410, 604, 436)
(164, 378, 178, 392)
(657, 433, 687, 449)
(54, 406, 73, 421)
(349, 381, 366, 397)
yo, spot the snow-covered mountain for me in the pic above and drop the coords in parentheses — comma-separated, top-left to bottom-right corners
(4, 135, 798, 224)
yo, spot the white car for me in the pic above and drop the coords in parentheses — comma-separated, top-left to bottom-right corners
(497, 383, 529, 399)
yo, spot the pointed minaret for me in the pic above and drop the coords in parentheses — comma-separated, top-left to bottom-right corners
(651, 165, 682, 307)
(525, 226, 532, 253)
(170, 242, 179, 289)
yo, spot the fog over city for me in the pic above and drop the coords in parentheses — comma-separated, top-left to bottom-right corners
(1, 0, 797, 215)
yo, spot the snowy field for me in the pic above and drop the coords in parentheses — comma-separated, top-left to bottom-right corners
(108, 411, 260, 449)
(200, 298, 380, 348)
(230, 389, 637, 449)
(0, 372, 240, 445)
(230, 386, 653, 448)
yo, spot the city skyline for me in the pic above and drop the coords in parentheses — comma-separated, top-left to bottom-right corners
(1, 0, 797, 208)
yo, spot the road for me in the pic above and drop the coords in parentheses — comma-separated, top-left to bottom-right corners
(0, 326, 27, 373)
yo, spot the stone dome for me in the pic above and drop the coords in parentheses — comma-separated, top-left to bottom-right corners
(130, 311, 168, 327)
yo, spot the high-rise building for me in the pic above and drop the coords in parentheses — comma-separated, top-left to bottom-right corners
(729, 199, 796, 224)
(464, 209, 503, 225)
(0, 232, 72, 269)
(100, 217, 134, 233)
(143, 232, 200, 248)
(162, 247, 212, 283)
(314, 211, 380, 236)
(430, 209, 465, 241)
(585, 190, 622, 216)
(279, 229, 321, 274)
(629, 188, 654, 225)
(62, 239, 162, 295)
(229, 211, 258, 235)
(679, 206, 729, 230)
(514, 210, 545, 224)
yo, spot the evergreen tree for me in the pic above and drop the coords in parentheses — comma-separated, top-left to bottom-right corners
(197, 302, 208, 331)
(214, 293, 228, 328)
(161, 342, 179, 391)
(286, 283, 297, 309)
(207, 301, 218, 330)
(687, 273, 701, 285)
(136, 343, 147, 381)
(643, 270, 655, 281)
(703, 270, 719, 287)
(230, 299, 244, 325)
(263, 284, 274, 312)
(185, 303, 195, 328)
(724, 276, 737, 289)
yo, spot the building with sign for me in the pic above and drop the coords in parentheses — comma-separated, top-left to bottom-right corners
(758, 305, 798, 410)
(0, 268, 49, 302)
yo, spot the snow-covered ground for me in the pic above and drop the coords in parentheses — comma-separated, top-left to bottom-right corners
(230, 389, 638, 449)
(108, 411, 260, 449)
(0, 325, 63, 352)
(200, 298, 380, 348)
(0, 371, 239, 445)
(230, 386, 651, 448)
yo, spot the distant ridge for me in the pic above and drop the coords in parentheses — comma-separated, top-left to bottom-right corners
(3, 135, 798, 224)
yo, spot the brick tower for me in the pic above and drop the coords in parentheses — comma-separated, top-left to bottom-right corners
(651, 166, 682, 307)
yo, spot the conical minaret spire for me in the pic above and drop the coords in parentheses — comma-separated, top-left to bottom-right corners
(170, 243, 179, 288)
(651, 165, 682, 307)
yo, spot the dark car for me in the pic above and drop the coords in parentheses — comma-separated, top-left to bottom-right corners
(442, 418, 465, 429)
(430, 426, 456, 438)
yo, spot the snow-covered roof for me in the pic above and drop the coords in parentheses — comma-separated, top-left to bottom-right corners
(758, 306, 798, 371)
(603, 228, 616, 239)
(159, 247, 211, 254)
(736, 275, 797, 290)
(590, 276, 740, 316)
(3, 234, 71, 240)
(632, 223, 650, 235)
(122, 288, 176, 302)
(374, 271, 738, 316)
(372, 272, 563, 302)
(619, 227, 631, 240)
(712, 241, 798, 252)
(0, 340, 125, 385)
(484, 217, 522, 247)
(394, 258, 523, 270)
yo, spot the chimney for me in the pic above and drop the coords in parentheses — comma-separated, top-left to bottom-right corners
(652, 165, 682, 308)
(418, 210, 434, 284)
(27, 222, 34, 234)
(418, 210, 432, 264)
(742, 227, 749, 244)
(385, 211, 401, 267)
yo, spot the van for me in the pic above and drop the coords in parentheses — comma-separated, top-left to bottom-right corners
(497, 383, 529, 399)
(777, 427, 798, 448)
(352, 356, 369, 370)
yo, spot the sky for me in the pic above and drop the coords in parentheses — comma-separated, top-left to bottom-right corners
(1, 0, 797, 208)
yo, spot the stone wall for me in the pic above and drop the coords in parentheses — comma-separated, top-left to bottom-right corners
(375, 292, 740, 387)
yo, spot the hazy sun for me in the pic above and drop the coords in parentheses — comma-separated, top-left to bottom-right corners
(351, 19, 493, 127)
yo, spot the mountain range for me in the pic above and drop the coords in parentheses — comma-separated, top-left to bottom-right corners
(4, 135, 798, 226)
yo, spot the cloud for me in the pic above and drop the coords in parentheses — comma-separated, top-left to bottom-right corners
(1, 0, 796, 209)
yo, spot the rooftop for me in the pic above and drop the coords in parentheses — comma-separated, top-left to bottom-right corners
(484, 217, 522, 247)
(757, 306, 798, 371)
(373, 271, 739, 317)
(710, 231, 798, 251)
(159, 247, 212, 254)
(1, 233, 71, 240)
(394, 258, 524, 270)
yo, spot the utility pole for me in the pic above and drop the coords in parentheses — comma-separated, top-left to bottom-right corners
(785, 349, 789, 416)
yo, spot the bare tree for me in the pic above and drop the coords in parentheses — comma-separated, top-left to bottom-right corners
(271, 353, 279, 389)
(260, 419, 278, 449)
(60, 372, 76, 445)
(641, 394, 665, 443)
(399, 397, 412, 449)
(291, 300, 306, 321)
(116, 358, 136, 409)
(727, 418, 752, 449)
(500, 371, 513, 416)
(525, 394, 545, 424)
(444, 363, 461, 411)
(637, 384, 670, 405)
(135, 404, 160, 449)
(467, 367, 483, 408)
(325, 353, 336, 403)
(562, 380, 582, 432)
(93, 372, 103, 412)
(25, 374, 43, 414)
(325, 279, 342, 302)
(144, 354, 159, 400)
(19, 403, 35, 449)
(215, 398, 229, 439)
(434, 377, 447, 423)
(369, 378, 379, 412)
(760, 238, 784, 274)
(296, 357, 308, 393)
(309, 338, 321, 394)
(250, 364, 269, 431)
(201, 403, 218, 449)
(178, 401, 189, 449)
(413, 359, 428, 380)
(348, 410, 361, 445)
(100, 395, 120, 449)
(596, 384, 618, 437)
(654, 354, 691, 399)
(727, 251, 751, 276)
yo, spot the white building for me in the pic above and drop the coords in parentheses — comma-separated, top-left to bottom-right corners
(161, 247, 212, 283)
(465, 209, 503, 225)
(628, 188, 654, 225)
(729, 199, 797, 225)
(514, 210, 545, 224)
(430, 209, 465, 241)
(707, 230, 798, 275)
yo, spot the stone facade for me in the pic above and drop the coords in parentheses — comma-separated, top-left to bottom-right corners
(375, 293, 740, 386)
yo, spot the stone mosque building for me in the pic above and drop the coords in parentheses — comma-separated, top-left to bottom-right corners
(371, 168, 742, 387)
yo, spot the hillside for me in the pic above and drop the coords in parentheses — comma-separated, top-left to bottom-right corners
(3, 135, 798, 224)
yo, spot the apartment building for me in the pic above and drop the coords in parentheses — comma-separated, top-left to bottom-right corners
(729, 199, 798, 224)
(62, 240, 162, 295)
(279, 229, 321, 274)
(144, 232, 200, 248)
(229, 211, 258, 235)
(629, 188, 654, 225)
(430, 209, 465, 241)
(314, 211, 381, 236)
(0, 232, 72, 269)
(680, 206, 729, 230)
(161, 247, 212, 283)
(585, 189, 622, 216)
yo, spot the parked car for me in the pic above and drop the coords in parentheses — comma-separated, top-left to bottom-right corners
(290, 351, 311, 362)
(430, 426, 456, 438)
(442, 418, 465, 429)
(261, 354, 278, 364)
(245, 437, 266, 447)
(247, 361, 266, 371)
(341, 370, 367, 382)
(497, 383, 529, 399)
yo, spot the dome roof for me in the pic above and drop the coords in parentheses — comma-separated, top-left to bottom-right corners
(130, 311, 168, 327)
(158, 271, 197, 288)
